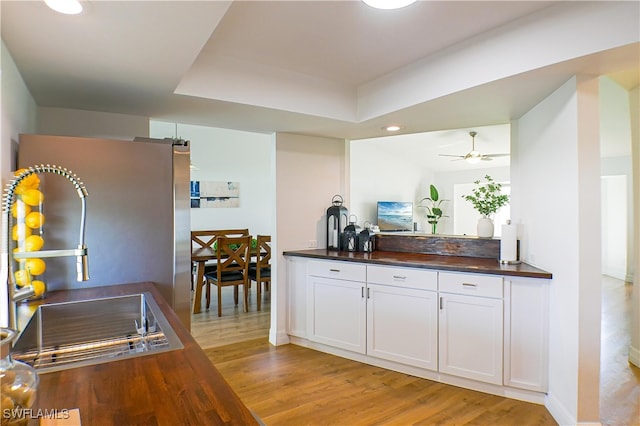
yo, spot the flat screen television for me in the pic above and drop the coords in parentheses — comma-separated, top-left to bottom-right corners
(377, 201, 413, 232)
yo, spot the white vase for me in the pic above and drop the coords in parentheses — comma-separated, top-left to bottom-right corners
(477, 216, 494, 238)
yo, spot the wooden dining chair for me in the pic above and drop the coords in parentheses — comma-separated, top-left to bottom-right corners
(191, 231, 218, 289)
(204, 235, 251, 317)
(191, 229, 249, 301)
(248, 235, 271, 311)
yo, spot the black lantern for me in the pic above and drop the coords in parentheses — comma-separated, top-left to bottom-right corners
(358, 221, 376, 253)
(341, 214, 361, 252)
(326, 195, 348, 250)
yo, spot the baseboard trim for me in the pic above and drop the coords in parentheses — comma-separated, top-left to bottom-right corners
(629, 344, 640, 368)
(269, 328, 290, 346)
(289, 336, 546, 405)
(545, 392, 575, 426)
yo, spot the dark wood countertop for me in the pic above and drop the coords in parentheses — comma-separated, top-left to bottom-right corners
(22, 282, 258, 426)
(283, 249, 552, 279)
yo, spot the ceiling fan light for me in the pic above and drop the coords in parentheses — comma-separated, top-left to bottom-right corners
(44, 0, 83, 15)
(362, 0, 417, 10)
(465, 151, 482, 164)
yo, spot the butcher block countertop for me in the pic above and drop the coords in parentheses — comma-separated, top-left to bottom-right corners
(19, 282, 258, 426)
(283, 249, 552, 279)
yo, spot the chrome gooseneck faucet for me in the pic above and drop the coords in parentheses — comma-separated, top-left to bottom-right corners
(1, 164, 89, 329)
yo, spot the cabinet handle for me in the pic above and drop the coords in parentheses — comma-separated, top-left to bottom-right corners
(439, 296, 443, 310)
(329, 269, 340, 273)
(367, 287, 370, 299)
(462, 283, 477, 287)
(392, 275, 406, 280)
(361, 287, 365, 298)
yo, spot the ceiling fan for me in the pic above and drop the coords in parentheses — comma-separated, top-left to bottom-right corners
(439, 131, 509, 164)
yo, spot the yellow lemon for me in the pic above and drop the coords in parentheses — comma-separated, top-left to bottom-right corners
(23, 235, 44, 252)
(14, 168, 40, 186)
(22, 174, 40, 190)
(25, 258, 46, 276)
(12, 224, 32, 241)
(20, 189, 44, 206)
(14, 270, 32, 287)
(25, 212, 45, 229)
(11, 202, 32, 219)
(32, 280, 46, 297)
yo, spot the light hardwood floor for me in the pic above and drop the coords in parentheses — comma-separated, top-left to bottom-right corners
(191, 282, 271, 349)
(191, 276, 639, 425)
(599, 276, 639, 426)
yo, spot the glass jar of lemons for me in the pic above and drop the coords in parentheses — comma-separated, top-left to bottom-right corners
(11, 169, 47, 299)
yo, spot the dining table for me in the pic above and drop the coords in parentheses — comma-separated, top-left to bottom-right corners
(191, 245, 265, 314)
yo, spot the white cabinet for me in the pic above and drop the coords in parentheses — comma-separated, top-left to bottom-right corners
(287, 255, 550, 399)
(307, 260, 367, 353)
(438, 272, 504, 385)
(504, 277, 549, 392)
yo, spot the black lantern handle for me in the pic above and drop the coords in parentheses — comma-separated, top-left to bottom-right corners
(331, 194, 344, 206)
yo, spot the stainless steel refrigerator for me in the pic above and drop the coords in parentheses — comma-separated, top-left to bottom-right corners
(17, 134, 191, 328)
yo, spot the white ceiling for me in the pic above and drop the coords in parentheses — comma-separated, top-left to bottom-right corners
(359, 123, 511, 172)
(1, 0, 638, 152)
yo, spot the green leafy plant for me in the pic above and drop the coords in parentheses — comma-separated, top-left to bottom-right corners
(418, 184, 447, 234)
(462, 175, 510, 217)
(213, 238, 258, 251)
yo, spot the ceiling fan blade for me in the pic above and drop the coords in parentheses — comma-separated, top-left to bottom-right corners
(438, 154, 465, 158)
(480, 157, 494, 161)
(483, 153, 510, 158)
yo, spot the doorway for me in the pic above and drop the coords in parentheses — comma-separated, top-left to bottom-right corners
(601, 175, 628, 281)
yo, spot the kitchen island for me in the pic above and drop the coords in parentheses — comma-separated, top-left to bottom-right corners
(16, 282, 258, 426)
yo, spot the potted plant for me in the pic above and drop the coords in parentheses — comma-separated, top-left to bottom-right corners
(418, 184, 447, 234)
(462, 175, 509, 238)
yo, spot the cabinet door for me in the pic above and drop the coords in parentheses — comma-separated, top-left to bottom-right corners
(504, 277, 549, 392)
(439, 293, 503, 385)
(307, 275, 366, 354)
(367, 284, 438, 370)
(286, 256, 308, 338)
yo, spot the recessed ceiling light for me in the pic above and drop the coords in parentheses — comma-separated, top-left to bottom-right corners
(362, 0, 417, 10)
(384, 125, 402, 132)
(44, 0, 83, 15)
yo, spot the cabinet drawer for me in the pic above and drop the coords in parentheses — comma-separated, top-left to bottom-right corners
(308, 260, 366, 282)
(367, 265, 437, 291)
(439, 272, 503, 298)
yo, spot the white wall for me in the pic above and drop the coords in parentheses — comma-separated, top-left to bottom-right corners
(601, 175, 627, 280)
(511, 76, 601, 424)
(350, 137, 510, 235)
(38, 107, 149, 140)
(435, 166, 510, 235)
(150, 121, 275, 237)
(1, 41, 37, 183)
(600, 76, 634, 283)
(0, 41, 38, 327)
(350, 140, 429, 230)
(630, 86, 640, 368)
(276, 133, 347, 345)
